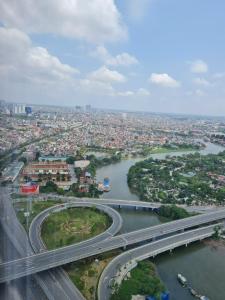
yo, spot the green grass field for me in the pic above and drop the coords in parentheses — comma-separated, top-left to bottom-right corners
(65, 250, 122, 300)
(111, 260, 165, 300)
(14, 199, 62, 231)
(41, 207, 112, 249)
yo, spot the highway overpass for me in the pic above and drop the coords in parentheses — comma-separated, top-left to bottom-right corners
(29, 202, 123, 300)
(98, 224, 219, 300)
(29, 194, 221, 214)
(29, 202, 123, 252)
(1, 207, 225, 283)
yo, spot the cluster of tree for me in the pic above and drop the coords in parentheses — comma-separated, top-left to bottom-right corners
(18, 156, 27, 164)
(128, 151, 225, 204)
(66, 150, 85, 165)
(39, 181, 64, 195)
(85, 152, 122, 177)
(158, 205, 190, 220)
(111, 261, 165, 300)
(169, 143, 202, 150)
(69, 182, 102, 198)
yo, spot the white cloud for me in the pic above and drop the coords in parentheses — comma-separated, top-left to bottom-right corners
(125, 0, 151, 21)
(193, 77, 211, 87)
(91, 46, 111, 62)
(0, 27, 79, 84)
(213, 72, 225, 79)
(190, 60, 208, 73)
(196, 89, 206, 97)
(113, 88, 150, 97)
(0, 0, 127, 43)
(107, 52, 138, 66)
(149, 73, 180, 88)
(117, 91, 135, 97)
(79, 79, 114, 95)
(92, 46, 138, 66)
(137, 88, 150, 96)
(87, 66, 126, 83)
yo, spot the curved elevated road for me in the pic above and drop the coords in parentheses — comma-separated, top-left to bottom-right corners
(29, 202, 122, 300)
(1, 207, 225, 283)
(30, 194, 221, 214)
(98, 224, 219, 300)
(29, 202, 123, 253)
(29, 202, 123, 300)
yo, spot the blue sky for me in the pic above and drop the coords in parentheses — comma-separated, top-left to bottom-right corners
(0, 0, 225, 115)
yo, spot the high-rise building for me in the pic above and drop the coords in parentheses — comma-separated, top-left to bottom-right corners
(85, 104, 92, 112)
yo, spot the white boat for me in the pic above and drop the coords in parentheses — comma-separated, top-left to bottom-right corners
(177, 273, 187, 286)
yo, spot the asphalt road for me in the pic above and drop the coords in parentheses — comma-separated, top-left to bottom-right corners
(28, 202, 123, 300)
(0, 188, 87, 300)
(0, 188, 47, 300)
(98, 224, 218, 300)
(29, 202, 123, 253)
(30, 194, 222, 214)
(1, 206, 225, 283)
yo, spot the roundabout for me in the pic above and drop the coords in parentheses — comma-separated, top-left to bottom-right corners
(2, 194, 225, 300)
(29, 202, 123, 253)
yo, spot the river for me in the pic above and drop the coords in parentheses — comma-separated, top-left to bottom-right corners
(96, 142, 225, 300)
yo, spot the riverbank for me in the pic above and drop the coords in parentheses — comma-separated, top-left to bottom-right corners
(95, 142, 225, 300)
(131, 144, 203, 157)
(127, 151, 225, 205)
(111, 260, 165, 300)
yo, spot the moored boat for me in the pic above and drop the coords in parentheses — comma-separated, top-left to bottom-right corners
(177, 273, 187, 286)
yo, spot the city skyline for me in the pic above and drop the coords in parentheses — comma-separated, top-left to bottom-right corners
(0, 0, 225, 116)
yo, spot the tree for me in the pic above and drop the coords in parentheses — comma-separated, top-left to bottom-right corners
(66, 156, 76, 164)
(70, 182, 79, 193)
(74, 167, 82, 179)
(57, 188, 65, 195)
(158, 205, 190, 220)
(19, 156, 27, 164)
(35, 151, 41, 161)
(40, 181, 58, 193)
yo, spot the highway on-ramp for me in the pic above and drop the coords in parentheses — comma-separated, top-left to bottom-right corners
(1, 206, 225, 283)
(98, 224, 219, 300)
(28, 202, 123, 300)
(29, 202, 123, 253)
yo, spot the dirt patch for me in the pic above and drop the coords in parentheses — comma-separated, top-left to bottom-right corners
(61, 221, 92, 234)
(203, 238, 225, 250)
(81, 257, 115, 300)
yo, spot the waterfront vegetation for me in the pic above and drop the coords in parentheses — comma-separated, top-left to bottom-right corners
(128, 151, 225, 205)
(111, 260, 165, 300)
(42, 207, 112, 249)
(131, 143, 203, 157)
(13, 199, 62, 231)
(85, 152, 122, 176)
(39, 179, 102, 198)
(158, 205, 191, 220)
(39, 152, 121, 198)
(65, 250, 122, 300)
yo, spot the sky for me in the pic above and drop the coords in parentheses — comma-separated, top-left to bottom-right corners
(0, 0, 225, 115)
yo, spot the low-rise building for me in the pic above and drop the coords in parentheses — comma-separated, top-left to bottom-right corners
(20, 162, 71, 188)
